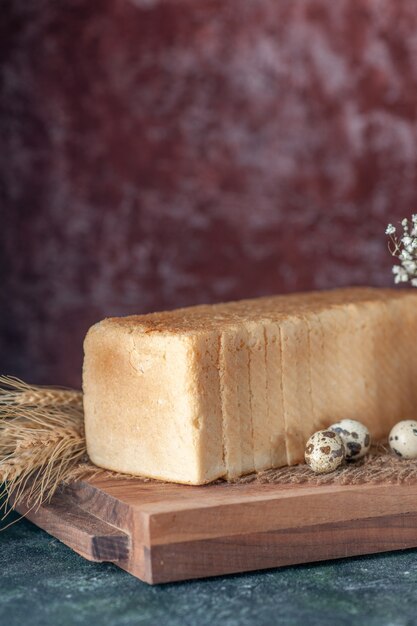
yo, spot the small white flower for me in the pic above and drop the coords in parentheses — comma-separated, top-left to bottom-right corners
(400, 250, 413, 261)
(395, 273, 409, 284)
(393, 266, 409, 283)
(412, 214, 417, 223)
(386, 224, 396, 235)
(402, 261, 417, 273)
(402, 218, 409, 227)
(411, 278, 417, 287)
(402, 236, 413, 246)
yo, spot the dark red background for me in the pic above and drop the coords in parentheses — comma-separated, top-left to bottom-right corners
(2, 0, 417, 387)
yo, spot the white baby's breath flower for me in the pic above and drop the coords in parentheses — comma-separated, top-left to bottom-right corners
(393, 266, 409, 283)
(402, 261, 417, 273)
(399, 250, 412, 261)
(386, 215, 417, 286)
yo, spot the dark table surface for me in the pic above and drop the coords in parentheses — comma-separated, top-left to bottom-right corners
(2, 508, 417, 626)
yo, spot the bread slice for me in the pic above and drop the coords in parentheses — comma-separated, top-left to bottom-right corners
(83, 287, 417, 484)
(264, 320, 287, 469)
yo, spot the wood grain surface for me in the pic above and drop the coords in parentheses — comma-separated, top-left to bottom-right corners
(13, 477, 417, 584)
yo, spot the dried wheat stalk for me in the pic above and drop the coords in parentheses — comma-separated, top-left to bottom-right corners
(0, 376, 89, 517)
(0, 376, 83, 410)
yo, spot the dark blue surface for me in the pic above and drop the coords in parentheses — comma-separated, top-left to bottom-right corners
(2, 508, 417, 626)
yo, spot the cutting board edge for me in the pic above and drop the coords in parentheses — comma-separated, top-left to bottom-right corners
(11, 478, 417, 585)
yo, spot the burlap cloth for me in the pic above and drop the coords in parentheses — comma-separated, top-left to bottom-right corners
(233, 441, 417, 486)
(71, 441, 417, 487)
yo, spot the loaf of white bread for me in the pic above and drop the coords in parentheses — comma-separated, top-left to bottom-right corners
(83, 288, 417, 484)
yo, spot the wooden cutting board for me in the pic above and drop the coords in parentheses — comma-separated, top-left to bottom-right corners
(12, 477, 417, 584)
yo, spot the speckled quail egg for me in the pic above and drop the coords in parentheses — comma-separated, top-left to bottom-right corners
(389, 420, 417, 459)
(329, 419, 371, 460)
(304, 430, 346, 474)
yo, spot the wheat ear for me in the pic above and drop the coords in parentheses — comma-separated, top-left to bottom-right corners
(0, 375, 83, 410)
(0, 376, 88, 517)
